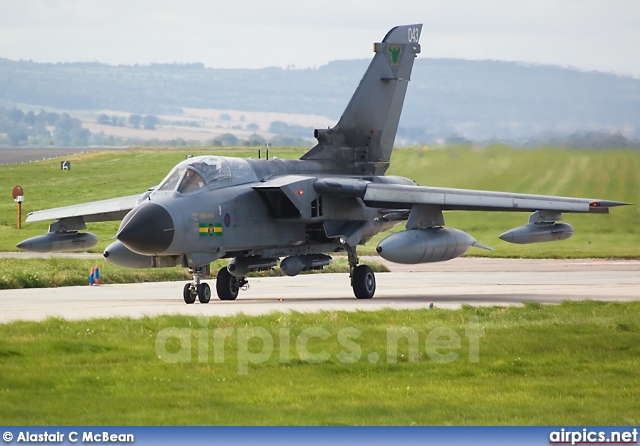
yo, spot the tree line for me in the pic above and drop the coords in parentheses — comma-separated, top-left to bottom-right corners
(0, 106, 314, 147)
(0, 107, 89, 146)
(97, 114, 159, 130)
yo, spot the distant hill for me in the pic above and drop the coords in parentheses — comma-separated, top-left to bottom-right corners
(0, 57, 639, 144)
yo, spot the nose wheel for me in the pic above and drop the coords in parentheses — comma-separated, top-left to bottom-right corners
(183, 283, 196, 304)
(197, 283, 211, 303)
(183, 282, 212, 304)
(183, 265, 212, 304)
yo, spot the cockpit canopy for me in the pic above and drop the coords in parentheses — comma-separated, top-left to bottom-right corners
(155, 156, 254, 195)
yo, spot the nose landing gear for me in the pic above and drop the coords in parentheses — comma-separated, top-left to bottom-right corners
(183, 265, 213, 304)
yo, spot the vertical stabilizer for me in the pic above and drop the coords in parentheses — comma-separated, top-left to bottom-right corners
(302, 24, 422, 175)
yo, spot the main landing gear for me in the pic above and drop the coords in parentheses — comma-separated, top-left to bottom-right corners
(215, 267, 248, 301)
(346, 245, 376, 299)
(183, 265, 248, 304)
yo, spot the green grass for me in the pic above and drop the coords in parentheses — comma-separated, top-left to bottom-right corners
(0, 301, 638, 425)
(0, 257, 189, 289)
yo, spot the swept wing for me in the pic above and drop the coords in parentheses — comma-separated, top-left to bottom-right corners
(314, 179, 628, 214)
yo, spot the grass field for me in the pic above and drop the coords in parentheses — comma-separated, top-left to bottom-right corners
(0, 301, 638, 425)
(0, 257, 189, 289)
(1, 145, 637, 257)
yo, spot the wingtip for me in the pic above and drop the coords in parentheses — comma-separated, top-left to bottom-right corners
(590, 200, 631, 208)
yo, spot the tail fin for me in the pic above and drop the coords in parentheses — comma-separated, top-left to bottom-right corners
(302, 24, 422, 175)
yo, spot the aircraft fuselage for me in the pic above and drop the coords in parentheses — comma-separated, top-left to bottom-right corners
(115, 155, 402, 269)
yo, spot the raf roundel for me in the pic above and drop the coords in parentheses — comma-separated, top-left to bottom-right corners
(224, 212, 231, 228)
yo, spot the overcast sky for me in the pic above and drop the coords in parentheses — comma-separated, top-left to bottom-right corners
(1, 0, 639, 77)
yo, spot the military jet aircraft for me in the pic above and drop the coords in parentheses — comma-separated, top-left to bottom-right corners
(18, 24, 627, 303)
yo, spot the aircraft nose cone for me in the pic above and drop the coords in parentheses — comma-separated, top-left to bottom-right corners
(117, 203, 174, 254)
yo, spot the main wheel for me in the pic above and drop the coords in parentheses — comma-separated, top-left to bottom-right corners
(216, 267, 240, 301)
(352, 265, 376, 299)
(198, 283, 211, 304)
(183, 283, 196, 304)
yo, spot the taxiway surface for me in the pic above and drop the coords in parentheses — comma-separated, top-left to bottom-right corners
(1, 258, 639, 322)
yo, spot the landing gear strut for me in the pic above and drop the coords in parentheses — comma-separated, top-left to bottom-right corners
(216, 267, 248, 301)
(346, 245, 376, 299)
(183, 265, 211, 304)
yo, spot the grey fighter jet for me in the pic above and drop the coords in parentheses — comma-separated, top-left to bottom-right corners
(18, 24, 627, 303)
